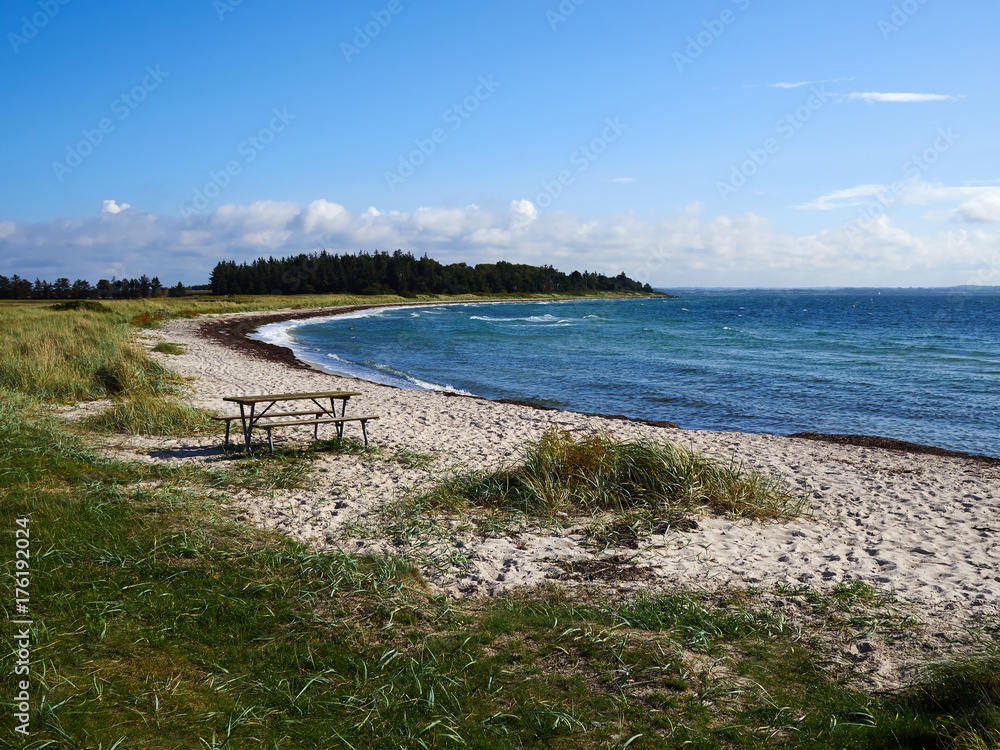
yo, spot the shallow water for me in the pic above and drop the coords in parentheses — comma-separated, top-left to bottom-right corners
(255, 290, 1000, 457)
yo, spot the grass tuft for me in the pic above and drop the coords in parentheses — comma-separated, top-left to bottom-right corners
(152, 341, 186, 355)
(883, 655, 1000, 748)
(425, 427, 804, 522)
(50, 299, 110, 312)
(613, 592, 786, 652)
(83, 393, 218, 436)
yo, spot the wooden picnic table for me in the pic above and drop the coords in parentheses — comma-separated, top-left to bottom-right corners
(222, 390, 364, 450)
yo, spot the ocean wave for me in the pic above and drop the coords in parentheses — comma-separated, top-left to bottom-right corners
(470, 313, 572, 323)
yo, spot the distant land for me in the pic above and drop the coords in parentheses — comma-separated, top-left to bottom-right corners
(0, 250, 655, 301)
(209, 250, 655, 297)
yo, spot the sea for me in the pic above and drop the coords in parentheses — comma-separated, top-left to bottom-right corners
(253, 290, 1000, 458)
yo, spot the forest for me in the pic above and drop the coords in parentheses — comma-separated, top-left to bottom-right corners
(0, 250, 653, 300)
(0, 274, 188, 300)
(209, 250, 654, 296)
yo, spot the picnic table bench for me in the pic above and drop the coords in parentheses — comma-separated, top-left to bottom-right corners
(216, 391, 378, 451)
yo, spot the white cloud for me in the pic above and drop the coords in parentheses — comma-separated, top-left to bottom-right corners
(769, 77, 854, 89)
(2, 199, 999, 287)
(955, 192, 1000, 222)
(101, 199, 131, 214)
(508, 199, 537, 229)
(796, 179, 1000, 221)
(794, 184, 889, 211)
(848, 92, 961, 103)
(299, 199, 350, 234)
(609, 177, 638, 183)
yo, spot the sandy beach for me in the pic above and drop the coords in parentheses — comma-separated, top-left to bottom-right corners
(99, 303, 1000, 688)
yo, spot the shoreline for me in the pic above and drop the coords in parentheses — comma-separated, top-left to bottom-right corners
(196, 299, 999, 464)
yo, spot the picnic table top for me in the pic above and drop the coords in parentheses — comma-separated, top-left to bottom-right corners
(223, 390, 363, 404)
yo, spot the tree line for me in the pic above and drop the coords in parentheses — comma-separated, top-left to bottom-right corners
(210, 250, 653, 296)
(0, 274, 189, 300)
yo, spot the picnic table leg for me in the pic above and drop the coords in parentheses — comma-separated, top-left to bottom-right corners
(242, 403, 256, 451)
(224, 420, 230, 447)
(361, 419, 369, 447)
(332, 397, 345, 439)
(267, 428, 274, 453)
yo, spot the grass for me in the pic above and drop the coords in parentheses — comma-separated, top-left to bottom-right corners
(83, 392, 219, 436)
(152, 341, 186, 355)
(2, 296, 1000, 748)
(0, 306, 175, 401)
(424, 427, 804, 524)
(612, 592, 788, 653)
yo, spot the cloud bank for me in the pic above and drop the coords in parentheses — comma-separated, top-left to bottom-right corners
(2, 198, 999, 288)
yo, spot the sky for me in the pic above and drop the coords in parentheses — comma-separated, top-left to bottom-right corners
(2, 0, 999, 288)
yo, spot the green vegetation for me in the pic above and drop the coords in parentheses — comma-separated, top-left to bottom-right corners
(210, 249, 657, 296)
(1, 297, 998, 748)
(83, 392, 218, 436)
(0, 306, 173, 401)
(425, 427, 803, 523)
(152, 341, 186, 354)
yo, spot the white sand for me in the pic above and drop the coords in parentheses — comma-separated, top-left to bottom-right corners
(104, 306, 999, 685)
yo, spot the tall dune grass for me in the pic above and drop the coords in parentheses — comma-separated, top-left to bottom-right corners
(0, 306, 173, 401)
(82, 392, 218, 436)
(0, 304, 219, 434)
(426, 427, 804, 520)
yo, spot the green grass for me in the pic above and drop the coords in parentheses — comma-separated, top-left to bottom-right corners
(0, 306, 175, 401)
(152, 341, 186, 355)
(83, 392, 219, 436)
(424, 427, 804, 523)
(612, 592, 788, 653)
(390, 446, 437, 470)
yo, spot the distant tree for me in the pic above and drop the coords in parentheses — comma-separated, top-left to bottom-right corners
(11, 276, 31, 299)
(139, 275, 151, 298)
(167, 282, 187, 298)
(70, 279, 94, 298)
(150, 277, 163, 296)
(53, 277, 71, 299)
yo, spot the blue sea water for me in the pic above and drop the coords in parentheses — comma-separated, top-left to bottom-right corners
(255, 290, 1000, 457)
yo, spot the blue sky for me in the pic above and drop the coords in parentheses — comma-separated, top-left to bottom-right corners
(2, 0, 999, 287)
